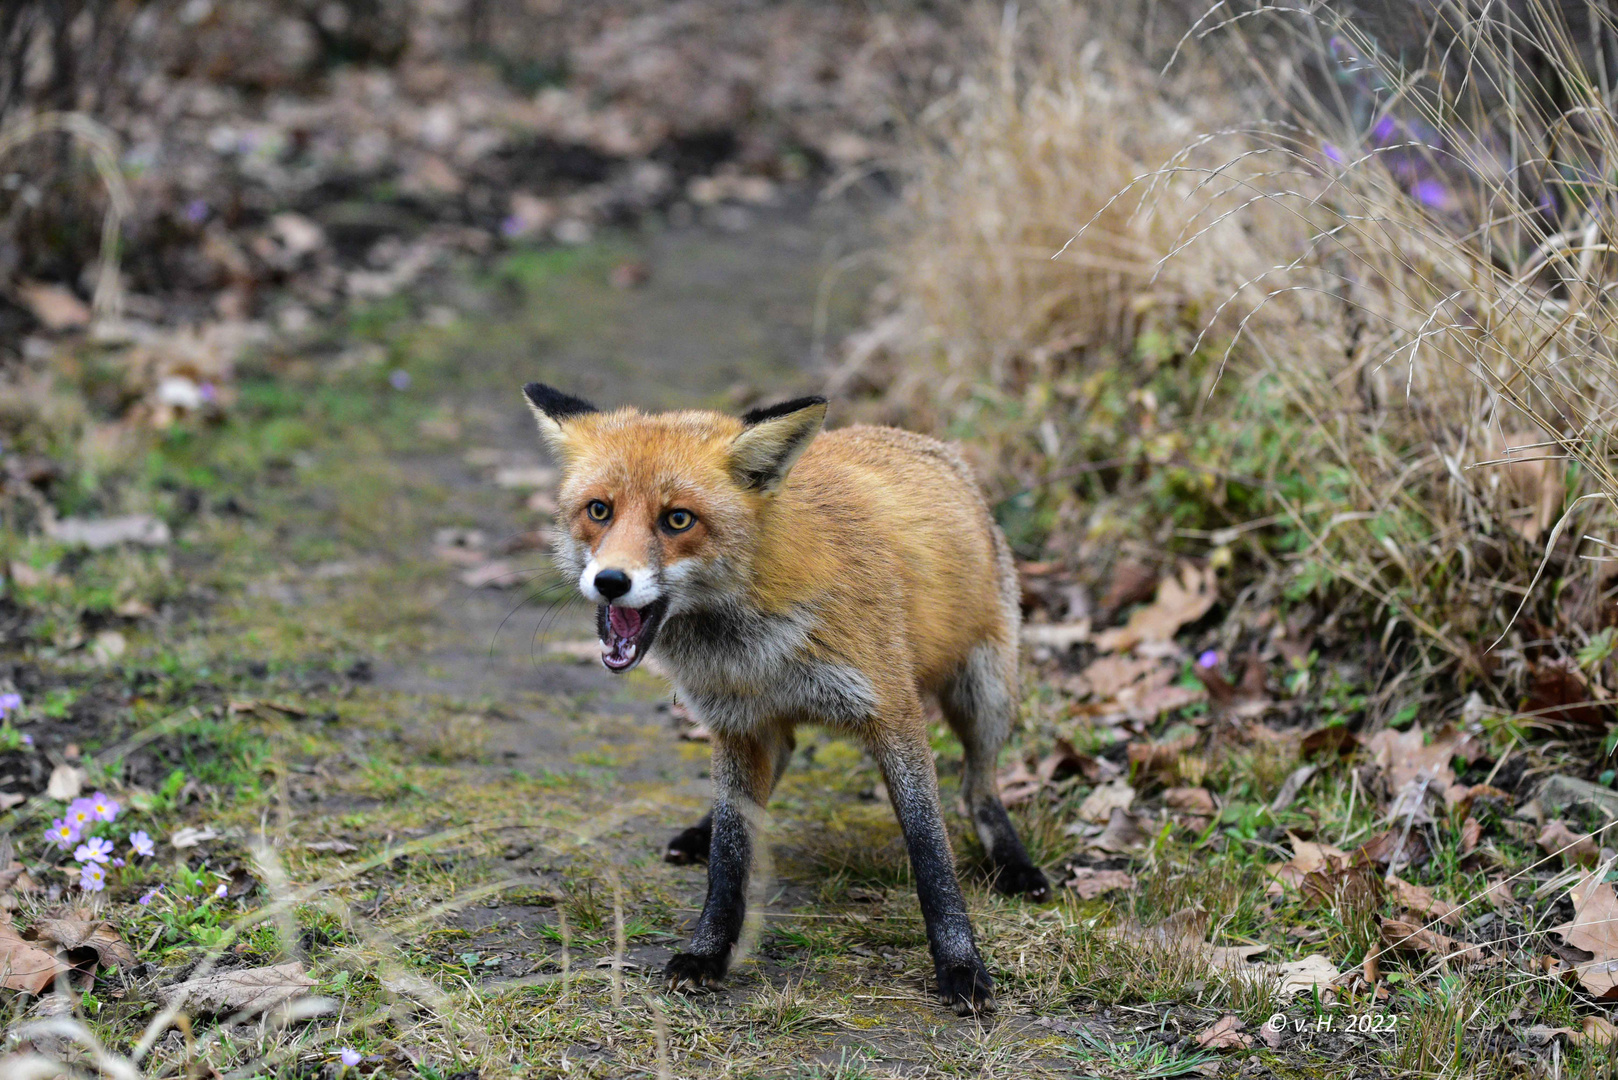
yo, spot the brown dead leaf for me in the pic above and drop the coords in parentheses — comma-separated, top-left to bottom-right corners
(1163, 787, 1216, 815)
(1482, 428, 1565, 544)
(1300, 724, 1358, 759)
(1064, 867, 1135, 900)
(1195, 651, 1271, 718)
(1034, 738, 1093, 784)
(1094, 561, 1217, 653)
(1110, 908, 1269, 975)
(1073, 655, 1162, 699)
(159, 961, 316, 1015)
(1195, 1015, 1253, 1050)
(32, 909, 135, 969)
(1380, 917, 1486, 965)
(996, 760, 1045, 808)
(1552, 870, 1618, 998)
(1366, 725, 1479, 823)
(0, 914, 70, 995)
(45, 765, 85, 802)
(17, 281, 91, 331)
(1127, 725, 1200, 774)
(1091, 808, 1153, 853)
(1020, 621, 1090, 653)
(1539, 820, 1601, 868)
(1267, 833, 1349, 894)
(1300, 858, 1384, 915)
(1581, 1016, 1618, 1046)
(1387, 876, 1463, 926)
(1077, 780, 1135, 823)
(1460, 816, 1482, 855)
(1268, 764, 1318, 813)
(1354, 828, 1431, 873)
(1445, 783, 1510, 816)
(1096, 558, 1157, 623)
(1273, 954, 1342, 997)
(1526, 657, 1608, 727)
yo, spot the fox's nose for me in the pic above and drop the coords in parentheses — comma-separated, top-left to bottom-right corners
(594, 568, 632, 601)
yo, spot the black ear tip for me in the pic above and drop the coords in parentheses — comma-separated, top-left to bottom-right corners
(523, 382, 598, 420)
(741, 395, 829, 426)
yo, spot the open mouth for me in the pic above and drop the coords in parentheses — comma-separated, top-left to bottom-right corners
(597, 598, 668, 673)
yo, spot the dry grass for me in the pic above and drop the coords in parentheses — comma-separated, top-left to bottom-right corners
(870, 0, 1618, 710)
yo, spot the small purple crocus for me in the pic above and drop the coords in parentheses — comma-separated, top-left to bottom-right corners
(19, 734, 31, 745)
(0, 693, 20, 718)
(112, 857, 125, 868)
(500, 215, 525, 238)
(388, 370, 411, 391)
(1372, 116, 1397, 143)
(130, 830, 155, 857)
(199, 382, 218, 404)
(214, 883, 228, 899)
(138, 885, 162, 906)
(75, 837, 113, 864)
(79, 863, 107, 892)
(185, 199, 209, 224)
(65, 798, 96, 833)
(1321, 143, 1344, 165)
(339, 1048, 362, 1068)
(1197, 650, 1219, 669)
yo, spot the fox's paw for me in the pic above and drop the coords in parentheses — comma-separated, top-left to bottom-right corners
(936, 958, 994, 1016)
(664, 823, 712, 865)
(665, 951, 727, 993)
(992, 861, 1052, 903)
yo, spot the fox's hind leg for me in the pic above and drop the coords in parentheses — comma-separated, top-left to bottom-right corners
(941, 642, 1051, 901)
(665, 728, 794, 865)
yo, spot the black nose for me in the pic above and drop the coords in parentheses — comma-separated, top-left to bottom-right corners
(594, 568, 631, 600)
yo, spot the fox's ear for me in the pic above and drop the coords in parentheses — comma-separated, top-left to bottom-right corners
(729, 396, 826, 493)
(523, 382, 597, 457)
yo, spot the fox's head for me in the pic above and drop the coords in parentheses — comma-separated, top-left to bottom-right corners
(523, 383, 826, 673)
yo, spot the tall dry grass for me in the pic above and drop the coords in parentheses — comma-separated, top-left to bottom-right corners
(870, 0, 1618, 711)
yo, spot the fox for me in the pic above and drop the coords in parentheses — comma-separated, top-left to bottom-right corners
(522, 382, 1051, 1014)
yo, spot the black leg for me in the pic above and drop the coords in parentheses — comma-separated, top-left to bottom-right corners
(875, 723, 993, 1015)
(665, 811, 712, 865)
(665, 730, 778, 992)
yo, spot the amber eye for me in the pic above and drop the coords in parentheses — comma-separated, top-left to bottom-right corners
(586, 500, 611, 522)
(662, 508, 695, 532)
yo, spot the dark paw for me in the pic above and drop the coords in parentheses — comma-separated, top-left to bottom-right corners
(992, 860, 1052, 902)
(664, 823, 711, 865)
(665, 951, 727, 993)
(936, 958, 995, 1016)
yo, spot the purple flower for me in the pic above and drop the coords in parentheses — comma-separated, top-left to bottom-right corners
(1321, 143, 1344, 165)
(46, 819, 79, 849)
(65, 798, 95, 833)
(500, 215, 524, 238)
(89, 791, 119, 822)
(199, 382, 218, 404)
(185, 199, 209, 224)
(19, 734, 31, 745)
(214, 883, 228, 899)
(79, 863, 107, 892)
(75, 837, 113, 864)
(339, 1048, 362, 1068)
(388, 370, 411, 391)
(1197, 650, 1219, 669)
(0, 693, 20, 718)
(112, 857, 125, 868)
(1413, 179, 1451, 210)
(130, 830, 155, 857)
(138, 886, 162, 906)
(1372, 116, 1397, 143)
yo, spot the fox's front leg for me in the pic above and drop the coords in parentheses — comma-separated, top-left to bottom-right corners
(665, 729, 777, 991)
(874, 717, 994, 1015)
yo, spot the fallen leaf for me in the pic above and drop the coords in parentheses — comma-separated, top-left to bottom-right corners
(1552, 869, 1618, 998)
(1020, 621, 1090, 652)
(1109, 908, 1269, 976)
(31, 909, 135, 969)
(170, 827, 219, 849)
(45, 514, 171, 550)
(1354, 828, 1430, 873)
(1539, 820, 1601, 868)
(1035, 738, 1099, 784)
(17, 282, 90, 331)
(1072, 655, 1163, 699)
(1064, 868, 1135, 899)
(1096, 558, 1158, 622)
(1269, 764, 1318, 813)
(1526, 657, 1608, 728)
(45, 765, 85, 802)
(1127, 725, 1200, 774)
(1273, 954, 1342, 997)
(1078, 780, 1135, 823)
(158, 961, 315, 1016)
(1581, 1016, 1618, 1046)
(1093, 562, 1217, 653)
(1524, 1024, 1579, 1045)
(1195, 1015, 1252, 1050)
(996, 759, 1045, 808)
(1091, 807, 1152, 853)
(1300, 857, 1383, 915)
(1300, 724, 1357, 758)
(1365, 725, 1478, 824)
(1387, 876, 1462, 926)
(0, 914, 70, 994)
(1380, 917, 1486, 965)
(1460, 817, 1482, 855)
(1163, 787, 1216, 815)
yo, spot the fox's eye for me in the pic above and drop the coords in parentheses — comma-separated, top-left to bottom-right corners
(662, 509, 695, 532)
(586, 500, 611, 522)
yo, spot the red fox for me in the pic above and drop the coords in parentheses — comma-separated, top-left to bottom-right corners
(523, 383, 1050, 1014)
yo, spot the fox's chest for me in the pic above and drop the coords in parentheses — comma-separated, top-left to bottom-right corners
(655, 606, 878, 734)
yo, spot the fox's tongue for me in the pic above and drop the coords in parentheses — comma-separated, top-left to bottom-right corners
(608, 605, 643, 640)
